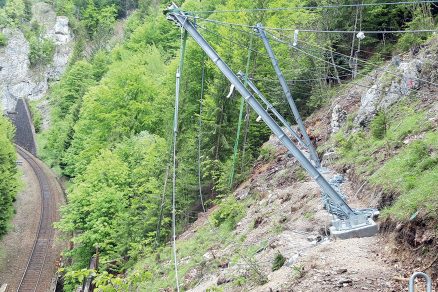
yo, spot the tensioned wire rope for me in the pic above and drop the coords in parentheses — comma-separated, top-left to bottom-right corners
(154, 58, 210, 248)
(229, 33, 254, 187)
(197, 54, 206, 213)
(190, 14, 402, 60)
(252, 74, 353, 83)
(273, 31, 438, 88)
(196, 22, 365, 126)
(195, 25, 326, 123)
(171, 27, 188, 292)
(196, 18, 429, 108)
(195, 14, 360, 75)
(194, 26, 319, 145)
(264, 31, 428, 95)
(195, 23, 317, 181)
(211, 19, 438, 86)
(186, 1, 438, 14)
(194, 9, 435, 140)
(154, 161, 170, 249)
(212, 26, 427, 103)
(274, 31, 438, 88)
(195, 24, 311, 103)
(195, 22, 354, 88)
(190, 13, 437, 79)
(306, 43, 438, 87)
(193, 17, 366, 76)
(187, 15, 438, 34)
(197, 24, 372, 89)
(196, 24, 272, 62)
(194, 25, 307, 103)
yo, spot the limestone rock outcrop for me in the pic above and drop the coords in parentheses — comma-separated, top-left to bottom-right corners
(354, 58, 423, 127)
(0, 2, 73, 115)
(331, 104, 347, 133)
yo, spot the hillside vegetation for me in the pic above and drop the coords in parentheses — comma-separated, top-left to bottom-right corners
(0, 115, 19, 238)
(22, 0, 438, 290)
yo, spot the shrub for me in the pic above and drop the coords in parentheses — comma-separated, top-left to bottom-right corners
(291, 264, 305, 279)
(295, 168, 308, 182)
(210, 197, 244, 230)
(28, 100, 42, 133)
(370, 111, 388, 140)
(29, 37, 55, 67)
(272, 252, 286, 271)
(0, 32, 6, 46)
(259, 144, 275, 161)
(396, 8, 434, 53)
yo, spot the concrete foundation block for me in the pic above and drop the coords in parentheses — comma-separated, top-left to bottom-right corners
(330, 218, 379, 240)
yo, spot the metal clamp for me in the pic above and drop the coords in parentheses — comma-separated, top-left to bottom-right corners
(409, 272, 432, 292)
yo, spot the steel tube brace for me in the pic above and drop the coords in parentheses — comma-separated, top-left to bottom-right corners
(237, 72, 305, 148)
(256, 24, 321, 168)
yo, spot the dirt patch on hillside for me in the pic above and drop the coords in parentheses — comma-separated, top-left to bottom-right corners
(183, 131, 411, 291)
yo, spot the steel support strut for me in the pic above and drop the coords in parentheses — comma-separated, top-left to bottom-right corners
(164, 3, 378, 238)
(237, 72, 305, 148)
(256, 24, 321, 168)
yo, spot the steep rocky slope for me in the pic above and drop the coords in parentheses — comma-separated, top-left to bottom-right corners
(0, 2, 73, 124)
(131, 125, 407, 291)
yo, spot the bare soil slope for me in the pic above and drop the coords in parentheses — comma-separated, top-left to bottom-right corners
(180, 135, 410, 291)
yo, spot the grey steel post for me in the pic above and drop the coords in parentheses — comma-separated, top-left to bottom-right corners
(237, 72, 305, 148)
(165, 4, 354, 219)
(409, 272, 432, 292)
(256, 24, 321, 168)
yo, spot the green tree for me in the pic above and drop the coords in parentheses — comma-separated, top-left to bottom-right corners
(0, 115, 18, 237)
(63, 45, 169, 177)
(82, 0, 117, 38)
(57, 132, 166, 270)
(42, 60, 97, 169)
(0, 0, 26, 27)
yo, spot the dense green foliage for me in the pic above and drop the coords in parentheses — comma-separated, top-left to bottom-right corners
(0, 0, 30, 27)
(210, 196, 245, 230)
(370, 111, 388, 139)
(372, 131, 438, 219)
(32, 0, 438, 289)
(0, 115, 19, 238)
(0, 0, 54, 67)
(0, 31, 6, 46)
(28, 36, 55, 66)
(28, 100, 42, 133)
(56, 133, 166, 270)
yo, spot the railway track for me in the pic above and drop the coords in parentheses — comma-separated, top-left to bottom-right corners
(16, 146, 56, 292)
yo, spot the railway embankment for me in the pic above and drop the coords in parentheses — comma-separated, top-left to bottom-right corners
(0, 147, 65, 291)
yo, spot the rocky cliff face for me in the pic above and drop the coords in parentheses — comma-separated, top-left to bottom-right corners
(353, 58, 423, 127)
(0, 2, 73, 115)
(328, 39, 438, 133)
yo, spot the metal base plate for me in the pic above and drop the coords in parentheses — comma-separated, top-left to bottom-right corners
(330, 218, 379, 240)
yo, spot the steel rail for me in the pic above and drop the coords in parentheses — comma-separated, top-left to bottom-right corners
(16, 146, 54, 292)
